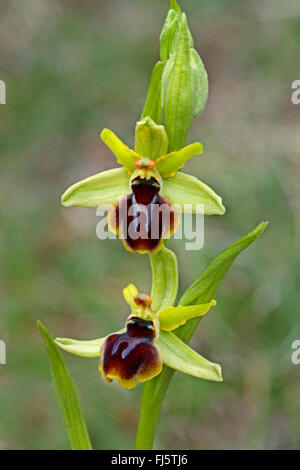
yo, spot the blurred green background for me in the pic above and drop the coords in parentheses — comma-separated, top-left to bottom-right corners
(1, 0, 300, 450)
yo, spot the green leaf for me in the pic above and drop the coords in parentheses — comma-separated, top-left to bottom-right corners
(158, 331, 222, 382)
(161, 171, 225, 215)
(156, 142, 203, 177)
(61, 168, 130, 209)
(150, 245, 178, 312)
(158, 299, 216, 331)
(177, 222, 268, 343)
(141, 61, 164, 125)
(100, 128, 140, 173)
(37, 321, 93, 450)
(135, 117, 169, 160)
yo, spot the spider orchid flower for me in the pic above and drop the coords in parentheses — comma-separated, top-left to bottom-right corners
(61, 117, 225, 253)
(55, 283, 222, 389)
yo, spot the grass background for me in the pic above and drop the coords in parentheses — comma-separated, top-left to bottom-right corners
(0, 0, 300, 449)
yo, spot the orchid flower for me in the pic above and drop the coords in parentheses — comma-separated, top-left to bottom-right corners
(55, 280, 222, 390)
(61, 117, 225, 253)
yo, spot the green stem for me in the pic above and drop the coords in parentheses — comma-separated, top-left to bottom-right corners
(134, 322, 199, 450)
(134, 367, 174, 450)
(135, 246, 178, 450)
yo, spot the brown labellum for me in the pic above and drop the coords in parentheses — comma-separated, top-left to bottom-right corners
(108, 177, 178, 253)
(99, 317, 162, 389)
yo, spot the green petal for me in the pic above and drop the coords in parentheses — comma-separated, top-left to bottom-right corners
(61, 168, 130, 209)
(55, 330, 125, 358)
(158, 331, 222, 382)
(156, 142, 203, 177)
(150, 245, 178, 312)
(158, 299, 216, 331)
(135, 117, 169, 160)
(100, 128, 140, 173)
(161, 172, 225, 215)
(140, 61, 164, 125)
(123, 284, 139, 310)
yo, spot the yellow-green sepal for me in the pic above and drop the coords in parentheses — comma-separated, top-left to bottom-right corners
(158, 331, 222, 382)
(55, 330, 125, 358)
(156, 142, 203, 177)
(158, 299, 216, 331)
(100, 128, 140, 174)
(61, 168, 130, 209)
(161, 171, 225, 215)
(135, 117, 169, 160)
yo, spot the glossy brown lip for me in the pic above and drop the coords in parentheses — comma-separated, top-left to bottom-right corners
(99, 317, 162, 389)
(109, 176, 178, 253)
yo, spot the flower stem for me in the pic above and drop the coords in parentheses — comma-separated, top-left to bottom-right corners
(134, 367, 174, 450)
(134, 321, 200, 450)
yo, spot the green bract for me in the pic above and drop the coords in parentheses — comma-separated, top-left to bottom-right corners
(141, 4, 208, 151)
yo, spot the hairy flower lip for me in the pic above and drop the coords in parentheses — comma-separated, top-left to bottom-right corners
(108, 176, 179, 254)
(99, 316, 162, 389)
